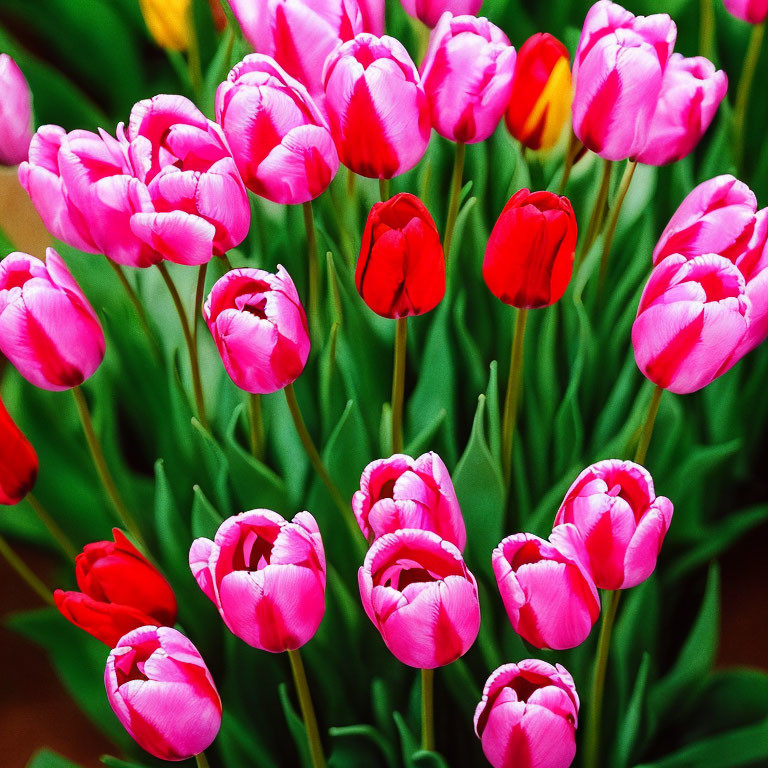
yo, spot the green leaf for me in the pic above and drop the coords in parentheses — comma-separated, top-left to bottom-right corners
(612, 653, 651, 768)
(278, 682, 313, 768)
(99, 757, 150, 768)
(26, 750, 82, 768)
(191, 484, 224, 540)
(329, 725, 397, 768)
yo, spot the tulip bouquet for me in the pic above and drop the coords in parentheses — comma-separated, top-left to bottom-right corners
(1, 0, 768, 767)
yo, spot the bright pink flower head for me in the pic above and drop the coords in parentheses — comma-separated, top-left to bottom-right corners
(229, 0, 363, 98)
(653, 175, 757, 266)
(420, 14, 516, 144)
(633, 253, 750, 394)
(204, 265, 310, 394)
(216, 55, 339, 205)
(189, 510, 326, 652)
(105, 626, 222, 761)
(637, 54, 728, 166)
(572, 0, 676, 161)
(359, 528, 480, 668)
(0, 249, 105, 391)
(724, 0, 768, 23)
(492, 524, 600, 650)
(0, 54, 33, 166)
(352, 452, 466, 549)
(555, 460, 674, 590)
(323, 33, 431, 179)
(400, 0, 482, 29)
(474, 660, 579, 768)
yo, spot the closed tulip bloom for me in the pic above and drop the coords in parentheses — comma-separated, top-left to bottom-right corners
(0, 395, 38, 506)
(323, 34, 430, 179)
(356, 193, 445, 318)
(483, 189, 577, 309)
(506, 33, 572, 152)
(632, 253, 750, 394)
(555, 460, 674, 590)
(216, 55, 339, 205)
(0, 54, 33, 166)
(0, 249, 105, 391)
(724, 0, 768, 23)
(492, 524, 600, 650)
(352, 452, 466, 549)
(420, 14, 516, 144)
(105, 626, 222, 761)
(400, 0, 482, 29)
(54, 529, 178, 647)
(572, 0, 676, 161)
(359, 528, 480, 668)
(474, 660, 579, 768)
(204, 265, 310, 394)
(637, 54, 728, 166)
(139, 0, 190, 50)
(190, 510, 326, 652)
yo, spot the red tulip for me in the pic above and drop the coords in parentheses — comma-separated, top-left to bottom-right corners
(0, 394, 38, 506)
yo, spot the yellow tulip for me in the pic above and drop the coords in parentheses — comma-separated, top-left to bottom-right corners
(139, 0, 191, 52)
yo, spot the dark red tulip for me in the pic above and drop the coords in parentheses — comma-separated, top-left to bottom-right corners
(0, 394, 38, 506)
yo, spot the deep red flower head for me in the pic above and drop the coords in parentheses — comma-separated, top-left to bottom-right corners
(0, 394, 38, 506)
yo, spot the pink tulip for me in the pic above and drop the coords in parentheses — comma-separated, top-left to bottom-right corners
(229, 0, 363, 98)
(400, 0, 482, 29)
(637, 54, 727, 166)
(0, 249, 105, 391)
(420, 14, 516, 144)
(216, 54, 339, 205)
(190, 510, 326, 652)
(474, 660, 579, 768)
(572, 0, 676, 161)
(723, 0, 768, 23)
(632, 253, 750, 394)
(352, 452, 466, 549)
(0, 54, 33, 166)
(203, 266, 310, 394)
(555, 460, 674, 590)
(359, 528, 480, 668)
(653, 175, 757, 266)
(358, 0, 385, 34)
(105, 626, 222, 761)
(492, 524, 599, 650)
(323, 33, 431, 179)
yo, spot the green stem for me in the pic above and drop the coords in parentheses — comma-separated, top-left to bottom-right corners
(379, 177, 390, 202)
(421, 668, 435, 752)
(584, 589, 622, 768)
(0, 534, 53, 605)
(443, 142, 466, 260)
(634, 385, 663, 465)
(576, 159, 613, 270)
(346, 169, 357, 200)
(558, 132, 581, 195)
(193, 263, 208, 347)
(734, 22, 765, 169)
(249, 393, 264, 462)
(501, 308, 529, 487)
(106, 260, 160, 357)
(194, 752, 210, 768)
(597, 160, 638, 291)
(288, 648, 327, 768)
(391, 317, 408, 454)
(303, 201, 320, 338)
(27, 493, 78, 562)
(71, 386, 145, 548)
(699, 0, 716, 61)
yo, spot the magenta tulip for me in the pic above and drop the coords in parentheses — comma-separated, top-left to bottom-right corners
(190, 510, 326, 652)
(105, 626, 222, 761)
(323, 33, 430, 179)
(359, 528, 480, 668)
(492, 524, 600, 650)
(723, 0, 768, 23)
(203, 266, 310, 395)
(400, 0, 482, 29)
(0, 54, 33, 166)
(0, 249, 105, 391)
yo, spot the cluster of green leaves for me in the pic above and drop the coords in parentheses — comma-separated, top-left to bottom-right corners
(2, 0, 768, 767)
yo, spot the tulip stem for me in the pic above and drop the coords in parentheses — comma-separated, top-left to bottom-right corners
(249, 393, 264, 462)
(194, 752, 210, 768)
(106, 261, 160, 357)
(699, 0, 716, 61)
(734, 21, 765, 170)
(597, 160, 637, 292)
(303, 201, 321, 338)
(0, 534, 53, 605)
(584, 589, 622, 768)
(577, 159, 613, 269)
(193, 263, 208, 347)
(391, 317, 408, 454)
(558, 132, 581, 195)
(156, 263, 209, 430)
(443, 141, 466, 260)
(27, 493, 78, 562)
(421, 668, 435, 752)
(634, 385, 663, 465)
(379, 178, 390, 202)
(71, 386, 145, 549)
(501, 308, 529, 488)
(288, 648, 327, 768)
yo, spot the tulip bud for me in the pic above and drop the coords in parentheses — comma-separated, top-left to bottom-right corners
(216, 55, 339, 205)
(555, 460, 674, 590)
(359, 528, 480, 668)
(492, 524, 600, 650)
(572, 0, 676, 161)
(190, 510, 326, 652)
(400, 0, 481, 29)
(0, 249, 105, 391)
(204, 265, 310, 394)
(54, 529, 178, 647)
(724, 0, 768, 23)
(420, 14, 516, 144)
(0, 54, 33, 167)
(356, 193, 445, 318)
(138, 0, 190, 51)
(0, 395, 38, 506)
(474, 660, 580, 768)
(632, 253, 750, 394)
(505, 33, 573, 152)
(483, 189, 577, 309)
(352, 452, 466, 549)
(323, 34, 431, 179)
(105, 626, 222, 761)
